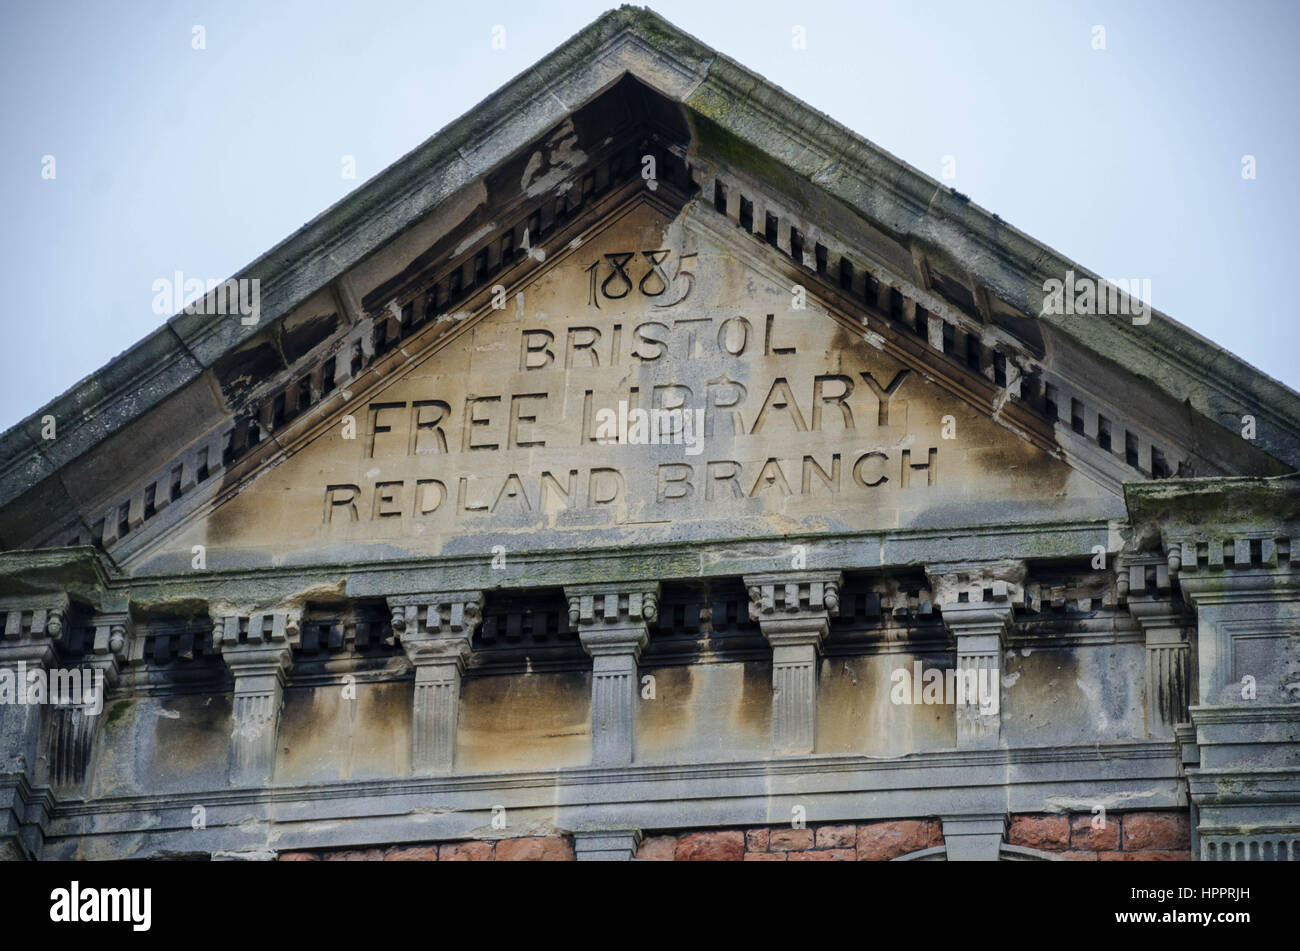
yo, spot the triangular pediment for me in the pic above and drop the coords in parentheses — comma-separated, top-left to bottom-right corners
(5, 6, 1298, 872)
(121, 197, 1125, 570)
(2, 9, 1297, 573)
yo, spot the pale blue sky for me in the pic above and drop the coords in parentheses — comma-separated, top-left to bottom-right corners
(2, 0, 1297, 434)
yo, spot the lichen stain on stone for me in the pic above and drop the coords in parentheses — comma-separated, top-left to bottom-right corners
(78, 835, 145, 863)
(103, 697, 135, 729)
(131, 596, 212, 620)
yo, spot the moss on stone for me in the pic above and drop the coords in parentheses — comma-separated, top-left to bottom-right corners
(104, 698, 135, 729)
(687, 112, 806, 198)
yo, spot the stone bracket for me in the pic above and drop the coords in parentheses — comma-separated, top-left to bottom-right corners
(0, 592, 70, 657)
(744, 571, 841, 623)
(941, 813, 1007, 861)
(1, 593, 73, 785)
(388, 591, 485, 774)
(927, 561, 1026, 614)
(88, 611, 132, 689)
(928, 562, 1023, 750)
(390, 590, 483, 639)
(745, 571, 842, 756)
(566, 584, 659, 632)
(1115, 552, 1175, 605)
(565, 583, 660, 767)
(211, 612, 297, 786)
(1128, 597, 1192, 737)
(575, 828, 642, 861)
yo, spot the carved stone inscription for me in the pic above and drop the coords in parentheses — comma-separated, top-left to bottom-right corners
(188, 203, 1102, 556)
(325, 208, 939, 528)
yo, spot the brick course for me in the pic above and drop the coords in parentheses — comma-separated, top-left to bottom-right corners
(1122, 812, 1191, 852)
(856, 820, 944, 861)
(674, 830, 745, 861)
(277, 810, 1192, 862)
(1008, 815, 1069, 851)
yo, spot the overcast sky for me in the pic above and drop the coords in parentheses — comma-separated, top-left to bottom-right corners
(2, 0, 1297, 434)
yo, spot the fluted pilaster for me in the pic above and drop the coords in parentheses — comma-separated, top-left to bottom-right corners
(744, 571, 842, 755)
(213, 611, 298, 786)
(389, 590, 483, 774)
(928, 562, 1024, 750)
(565, 583, 659, 766)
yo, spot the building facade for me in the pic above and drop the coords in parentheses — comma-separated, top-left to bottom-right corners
(2, 8, 1298, 861)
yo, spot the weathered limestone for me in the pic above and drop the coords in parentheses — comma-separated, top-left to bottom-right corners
(0, 595, 67, 776)
(5, 10, 1300, 865)
(44, 609, 132, 793)
(1180, 539, 1300, 861)
(1120, 555, 1192, 739)
(389, 590, 484, 774)
(0, 594, 67, 859)
(1128, 473, 1300, 860)
(566, 583, 659, 766)
(574, 828, 642, 861)
(212, 611, 298, 786)
(88, 610, 131, 685)
(941, 814, 1008, 862)
(745, 572, 842, 755)
(928, 563, 1025, 750)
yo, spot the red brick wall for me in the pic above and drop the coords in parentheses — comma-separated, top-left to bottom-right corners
(279, 836, 574, 861)
(639, 820, 942, 861)
(640, 812, 1189, 861)
(277, 810, 1191, 861)
(1007, 811, 1191, 860)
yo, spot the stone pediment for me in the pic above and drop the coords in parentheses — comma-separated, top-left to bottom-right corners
(0, 9, 1295, 571)
(5, 7, 1299, 868)
(125, 196, 1122, 570)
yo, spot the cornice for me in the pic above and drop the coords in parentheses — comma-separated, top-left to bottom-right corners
(46, 739, 1180, 822)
